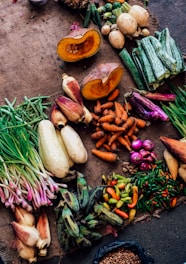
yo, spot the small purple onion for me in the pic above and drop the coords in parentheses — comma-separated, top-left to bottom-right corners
(131, 139, 143, 151)
(139, 149, 151, 158)
(130, 151, 143, 165)
(151, 151, 158, 161)
(143, 155, 154, 163)
(139, 162, 150, 171)
(142, 139, 155, 151)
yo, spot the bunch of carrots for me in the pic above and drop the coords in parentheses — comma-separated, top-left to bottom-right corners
(90, 89, 147, 162)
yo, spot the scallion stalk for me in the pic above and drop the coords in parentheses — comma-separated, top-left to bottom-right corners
(0, 96, 67, 211)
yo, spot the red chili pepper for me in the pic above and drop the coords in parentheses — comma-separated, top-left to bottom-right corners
(110, 180, 118, 186)
(128, 186, 138, 209)
(114, 208, 129, 219)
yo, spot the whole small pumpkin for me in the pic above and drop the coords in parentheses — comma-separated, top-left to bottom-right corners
(81, 63, 124, 100)
(57, 24, 102, 62)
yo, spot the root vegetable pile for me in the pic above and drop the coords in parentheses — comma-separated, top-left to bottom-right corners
(90, 90, 147, 162)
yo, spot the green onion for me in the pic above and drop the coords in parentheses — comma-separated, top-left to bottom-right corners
(161, 85, 186, 137)
(0, 96, 66, 211)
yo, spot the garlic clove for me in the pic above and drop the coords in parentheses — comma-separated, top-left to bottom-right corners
(16, 238, 37, 263)
(14, 206, 35, 227)
(50, 103, 67, 129)
(55, 95, 85, 123)
(62, 73, 83, 105)
(12, 221, 40, 248)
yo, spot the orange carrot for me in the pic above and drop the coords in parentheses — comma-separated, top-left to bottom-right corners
(108, 131, 122, 146)
(103, 143, 111, 151)
(102, 109, 109, 116)
(115, 116, 123, 126)
(102, 122, 126, 132)
(114, 101, 123, 118)
(130, 134, 138, 141)
(123, 101, 132, 112)
(91, 112, 100, 121)
(99, 114, 115, 123)
(124, 135, 131, 147)
(94, 100, 101, 114)
(120, 109, 128, 122)
(95, 126, 102, 131)
(117, 136, 132, 151)
(114, 208, 129, 219)
(95, 134, 108, 149)
(110, 142, 118, 152)
(108, 109, 116, 116)
(91, 149, 118, 163)
(107, 88, 120, 101)
(128, 186, 138, 208)
(134, 117, 147, 128)
(122, 116, 135, 133)
(90, 130, 105, 140)
(106, 187, 120, 200)
(100, 101, 114, 110)
(127, 120, 136, 138)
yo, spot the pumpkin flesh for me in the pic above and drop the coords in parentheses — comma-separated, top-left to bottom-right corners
(81, 63, 124, 100)
(57, 28, 101, 62)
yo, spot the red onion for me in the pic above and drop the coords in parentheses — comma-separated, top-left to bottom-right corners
(131, 139, 143, 151)
(130, 151, 143, 165)
(142, 139, 154, 151)
(143, 155, 154, 163)
(139, 162, 150, 171)
(139, 148, 151, 158)
(151, 151, 158, 161)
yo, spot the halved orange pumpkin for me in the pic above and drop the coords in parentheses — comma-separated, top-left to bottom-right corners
(81, 63, 124, 100)
(57, 28, 102, 62)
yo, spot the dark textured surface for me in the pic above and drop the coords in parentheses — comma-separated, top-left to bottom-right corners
(148, 0, 186, 53)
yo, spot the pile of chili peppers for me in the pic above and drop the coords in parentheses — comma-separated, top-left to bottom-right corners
(131, 160, 186, 213)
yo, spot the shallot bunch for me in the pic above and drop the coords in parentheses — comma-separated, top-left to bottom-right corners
(130, 138, 158, 170)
